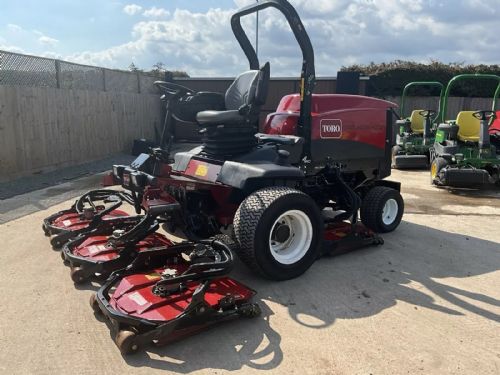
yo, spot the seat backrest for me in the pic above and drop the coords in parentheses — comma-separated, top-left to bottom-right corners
(456, 111, 480, 141)
(225, 62, 270, 112)
(409, 110, 424, 133)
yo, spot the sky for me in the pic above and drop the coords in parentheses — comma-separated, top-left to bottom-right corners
(0, 0, 499, 77)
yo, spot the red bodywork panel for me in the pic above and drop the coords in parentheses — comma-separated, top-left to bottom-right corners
(110, 266, 255, 321)
(264, 94, 397, 150)
(50, 209, 128, 232)
(101, 172, 119, 187)
(71, 233, 172, 262)
(490, 111, 500, 134)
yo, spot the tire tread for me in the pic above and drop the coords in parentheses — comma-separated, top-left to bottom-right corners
(233, 187, 310, 278)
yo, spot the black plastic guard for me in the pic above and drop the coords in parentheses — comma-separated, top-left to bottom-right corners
(442, 168, 491, 187)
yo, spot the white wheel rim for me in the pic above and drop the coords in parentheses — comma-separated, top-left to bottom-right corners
(382, 199, 399, 225)
(269, 210, 313, 265)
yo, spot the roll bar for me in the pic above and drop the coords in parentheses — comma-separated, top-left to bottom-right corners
(400, 81, 444, 122)
(441, 74, 500, 122)
(231, 0, 316, 160)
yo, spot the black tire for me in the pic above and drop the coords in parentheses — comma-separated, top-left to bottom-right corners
(430, 157, 449, 185)
(233, 187, 323, 281)
(70, 266, 87, 284)
(360, 186, 404, 233)
(391, 145, 403, 168)
(115, 330, 139, 355)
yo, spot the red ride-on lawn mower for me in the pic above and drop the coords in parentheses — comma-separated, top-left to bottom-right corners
(47, 0, 404, 280)
(105, 0, 404, 280)
(42, 0, 404, 354)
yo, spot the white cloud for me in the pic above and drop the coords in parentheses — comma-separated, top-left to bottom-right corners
(7, 23, 23, 32)
(142, 7, 170, 18)
(123, 4, 142, 16)
(0, 36, 25, 53)
(38, 35, 59, 47)
(67, 0, 500, 77)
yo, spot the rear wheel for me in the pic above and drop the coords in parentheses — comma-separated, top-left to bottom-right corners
(50, 236, 65, 250)
(430, 157, 449, 185)
(70, 266, 87, 284)
(233, 187, 322, 280)
(360, 186, 404, 233)
(115, 330, 140, 355)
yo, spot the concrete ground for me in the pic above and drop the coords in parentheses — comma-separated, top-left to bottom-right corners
(0, 168, 499, 375)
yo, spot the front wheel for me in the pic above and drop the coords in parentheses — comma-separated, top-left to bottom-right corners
(430, 157, 449, 185)
(360, 186, 404, 233)
(233, 187, 323, 281)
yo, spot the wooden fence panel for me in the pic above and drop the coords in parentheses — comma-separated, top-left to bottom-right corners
(0, 86, 161, 182)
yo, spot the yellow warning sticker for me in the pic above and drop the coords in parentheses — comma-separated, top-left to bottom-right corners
(300, 78, 305, 101)
(195, 164, 208, 177)
(144, 273, 161, 281)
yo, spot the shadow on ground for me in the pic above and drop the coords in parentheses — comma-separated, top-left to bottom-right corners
(120, 221, 499, 372)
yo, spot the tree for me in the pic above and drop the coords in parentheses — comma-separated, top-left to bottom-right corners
(128, 62, 142, 72)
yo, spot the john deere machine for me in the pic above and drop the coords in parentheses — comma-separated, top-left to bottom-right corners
(392, 81, 444, 169)
(430, 74, 500, 187)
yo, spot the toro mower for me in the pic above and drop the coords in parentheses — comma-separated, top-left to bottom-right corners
(101, 0, 403, 280)
(392, 81, 444, 169)
(430, 74, 500, 187)
(42, 0, 405, 353)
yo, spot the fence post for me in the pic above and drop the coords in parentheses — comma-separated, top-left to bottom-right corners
(102, 68, 106, 91)
(137, 71, 141, 94)
(55, 60, 61, 88)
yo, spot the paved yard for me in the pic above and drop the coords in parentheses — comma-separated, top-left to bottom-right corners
(0, 168, 499, 375)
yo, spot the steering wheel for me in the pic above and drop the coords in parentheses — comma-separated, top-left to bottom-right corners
(419, 109, 437, 119)
(153, 81, 195, 97)
(472, 110, 496, 121)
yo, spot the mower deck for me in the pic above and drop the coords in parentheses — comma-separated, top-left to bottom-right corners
(63, 232, 172, 283)
(42, 189, 136, 249)
(393, 154, 429, 169)
(323, 221, 384, 256)
(92, 241, 260, 354)
(43, 207, 128, 235)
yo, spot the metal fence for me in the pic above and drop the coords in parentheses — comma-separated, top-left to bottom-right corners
(0, 50, 160, 94)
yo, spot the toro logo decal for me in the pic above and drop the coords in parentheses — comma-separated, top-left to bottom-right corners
(320, 119, 342, 139)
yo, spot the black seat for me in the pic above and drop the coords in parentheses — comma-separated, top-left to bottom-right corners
(196, 63, 270, 126)
(196, 63, 270, 156)
(196, 109, 243, 125)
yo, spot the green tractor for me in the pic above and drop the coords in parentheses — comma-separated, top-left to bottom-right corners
(392, 81, 444, 169)
(430, 74, 500, 187)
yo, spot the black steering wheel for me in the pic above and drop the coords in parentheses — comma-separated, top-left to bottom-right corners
(419, 109, 437, 119)
(472, 110, 496, 121)
(153, 81, 195, 97)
